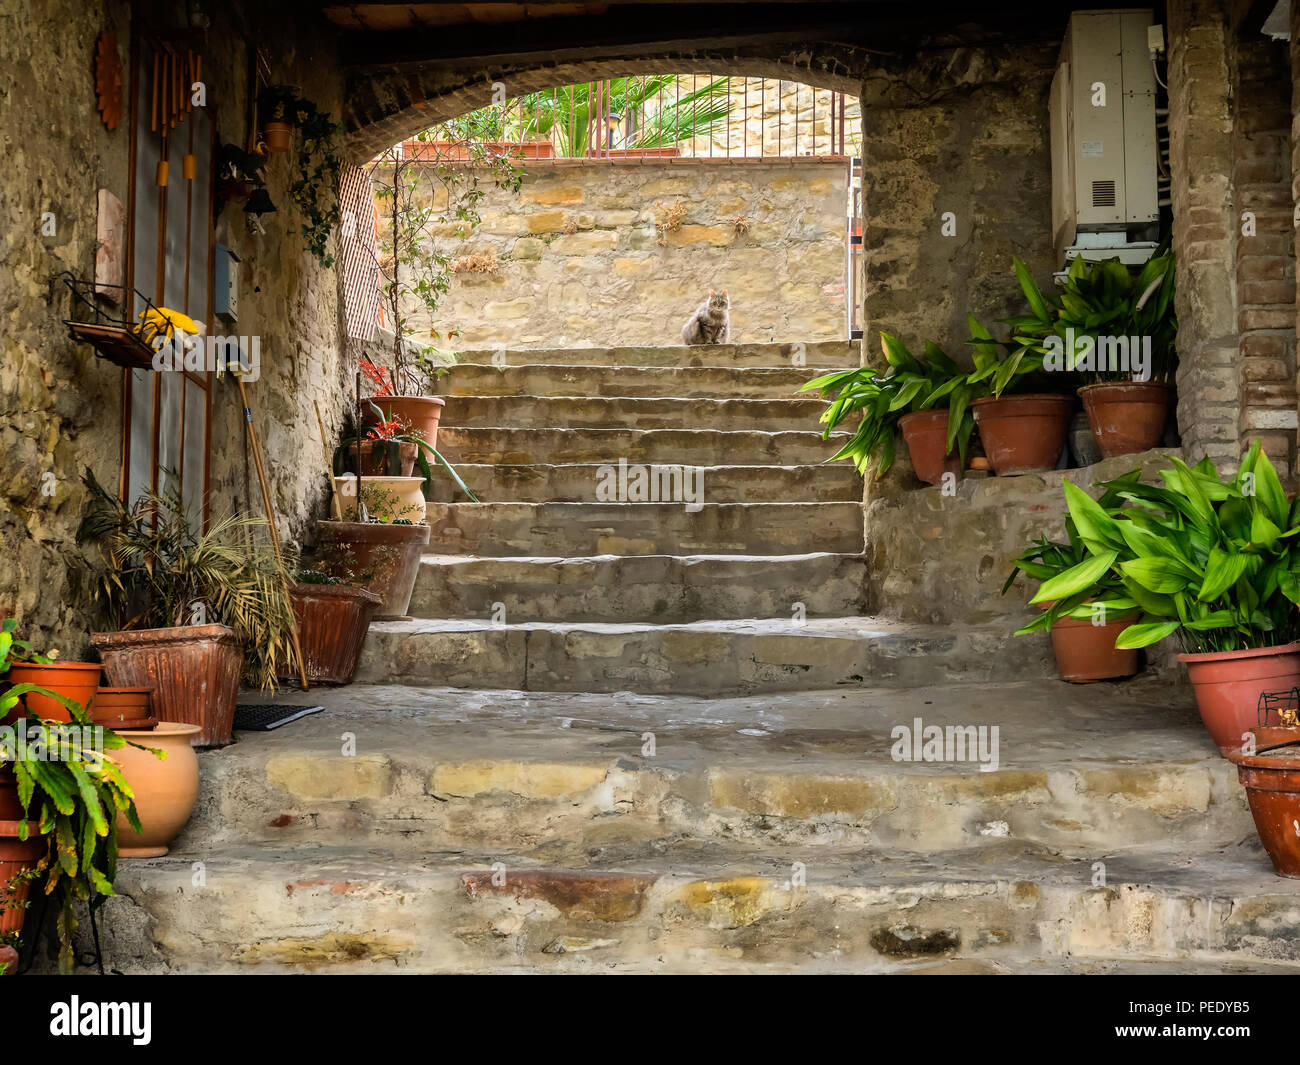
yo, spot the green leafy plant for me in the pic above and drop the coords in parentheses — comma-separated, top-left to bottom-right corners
(334, 402, 480, 503)
(295, 569, 341, 585)
(1032, 442, 1300, 653)
(0, 620, 145, 973)
(965, 312, 1048, 400)
(73, 470, 300, 691)
(801, 333, 976, 477)
(1000, 251, 1177, 385)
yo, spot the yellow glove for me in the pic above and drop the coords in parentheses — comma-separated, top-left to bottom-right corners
(134, 306, 204, 347)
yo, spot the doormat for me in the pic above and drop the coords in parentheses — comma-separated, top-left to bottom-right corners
(233, 704, 325, 732)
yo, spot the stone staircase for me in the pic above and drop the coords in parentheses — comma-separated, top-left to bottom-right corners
(78, 341, 1300, 974)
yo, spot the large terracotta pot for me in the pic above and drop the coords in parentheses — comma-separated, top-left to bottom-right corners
(1179, 642, 1300, 757)
(1078, 381, 1172, 459)
(90, 625, 241, 748)
(898, 409, 962, 486)
(4, 661, 102, 723)
(0, 772, 42, 942)
(90, 687, 158, 731)
(315, 520, 431, 619)
(1229, 731, 1300, 877)
(363, 396, 445, 449)
(1049, 615, 1139, 683)
(281, 583, 383, 684)
(333, 474, 427, 523)
(970, 394, 1073, 475)
(113, 722, 201, 858)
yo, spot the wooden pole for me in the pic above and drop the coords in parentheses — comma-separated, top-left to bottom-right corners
(236, 374, 309, 690)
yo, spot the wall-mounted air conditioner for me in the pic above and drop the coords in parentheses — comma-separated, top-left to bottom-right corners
(1050, 8, 1161, 267)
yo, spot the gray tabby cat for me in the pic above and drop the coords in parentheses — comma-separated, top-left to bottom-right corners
(681, 290, 730, 345)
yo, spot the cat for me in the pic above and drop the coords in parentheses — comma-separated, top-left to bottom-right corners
(681, 290, 730, 345)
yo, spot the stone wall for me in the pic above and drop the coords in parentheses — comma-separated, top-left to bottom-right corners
(405, 159, 848, 349)
(0, 1, 350, 656)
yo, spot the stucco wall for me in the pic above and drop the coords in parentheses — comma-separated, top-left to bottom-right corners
(404, 159, 848, 349)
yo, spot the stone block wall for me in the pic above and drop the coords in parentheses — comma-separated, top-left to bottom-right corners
(0, 1, 350, 656)
(406, 159, 848, 349)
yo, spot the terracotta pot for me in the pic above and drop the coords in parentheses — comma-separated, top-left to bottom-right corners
(402, 139, 555, 161)
(1078, 381, 1172, 459)
(1049, 615, 1140, 683)
(90, 625, 241, 748)
(263, 121, 293, 153)
(113, 722, 201, 858)
(1229, 732, 1300, 877)
(354, 440, 418, 477)
(4, 661, 102, 723)
(282, 583, 383, 684)
(970, 394, 1073, 475)
(334, 474, 427, 523)
(0, 772, 42, 941)
(898, 409, 963, 486)
(90, 687, 158, 731)
(363, 396, 445, 450)
(1179, 642, 1300, 757)
(316, 520, 431, 619)
(0, 946, 17, 975)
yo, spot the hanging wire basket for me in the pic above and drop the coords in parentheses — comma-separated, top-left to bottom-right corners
(1257, 687, 1300, 728)
(60, 274, 163, 370)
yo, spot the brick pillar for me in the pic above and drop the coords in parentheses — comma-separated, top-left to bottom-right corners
(1167, 0, 1241, 470)
(1232, 19, 1297, 479)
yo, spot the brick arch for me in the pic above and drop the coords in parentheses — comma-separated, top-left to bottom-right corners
(343, 42, 872, 161)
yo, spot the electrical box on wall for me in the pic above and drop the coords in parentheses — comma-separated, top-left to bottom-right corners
(1050, 8, 1161, 267)
(214, 244, 239, 323)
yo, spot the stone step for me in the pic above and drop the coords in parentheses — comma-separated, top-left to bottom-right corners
(407, 552, 869, 622)
(426, 462, 861, 504)
(436, 426, 843, 467)
(422, 502, 865, 556)
(355, 617, 1057, 693)
(441, 363, 826, 400)
(454, 340, 861, 369)
(442, 394, 831, 432)
(88, 840, 1297, 973)
(188, 682, 1242, 861)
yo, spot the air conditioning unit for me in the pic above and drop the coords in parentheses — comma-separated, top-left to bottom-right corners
(1050, 8, 1161, 267)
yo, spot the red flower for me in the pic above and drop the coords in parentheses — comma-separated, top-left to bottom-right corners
(360, 357, 396, 397)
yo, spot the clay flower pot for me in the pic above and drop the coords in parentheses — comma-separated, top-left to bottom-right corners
(0, 772, 43, 942)
(263, 121, 293, 153)
(4, 661, 102, 722)
(356, 439, 418, 477)
(91, 625, 242, 748)
(1229, 730, 1300, 878)
(281, 583, 383, 684)
(90, 687, 158, 731)
(334, 474, 427, 523)
(1078, 381, 1172, 459)
(316, 520, 431, 619)
(363, 396, 445, 450)
(113, 722, 201, 858)
(1048, 615, 1139, 683)
(970, 394, 1073, 475)
(898, 409, 963, 486)
(1179, 642, 1300, 757)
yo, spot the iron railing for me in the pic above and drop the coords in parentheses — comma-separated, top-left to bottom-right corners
(399, 75, 862, 162)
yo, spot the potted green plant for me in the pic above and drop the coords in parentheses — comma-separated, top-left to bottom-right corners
(1062, 442, 1300, 754)
(3, 633, 101, 724)
(75, 470, 299, 748)
(1228, 699, 1300, 877)
(1016, 251, 1176, 458)
(280, 569, 383, 685)
(258, 84, 299, 153)
(0, 621, 143, 972)
(1004, 487, 1141, 683)
(801, 333, 977, 485)
(966, 296, 1074, 475)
